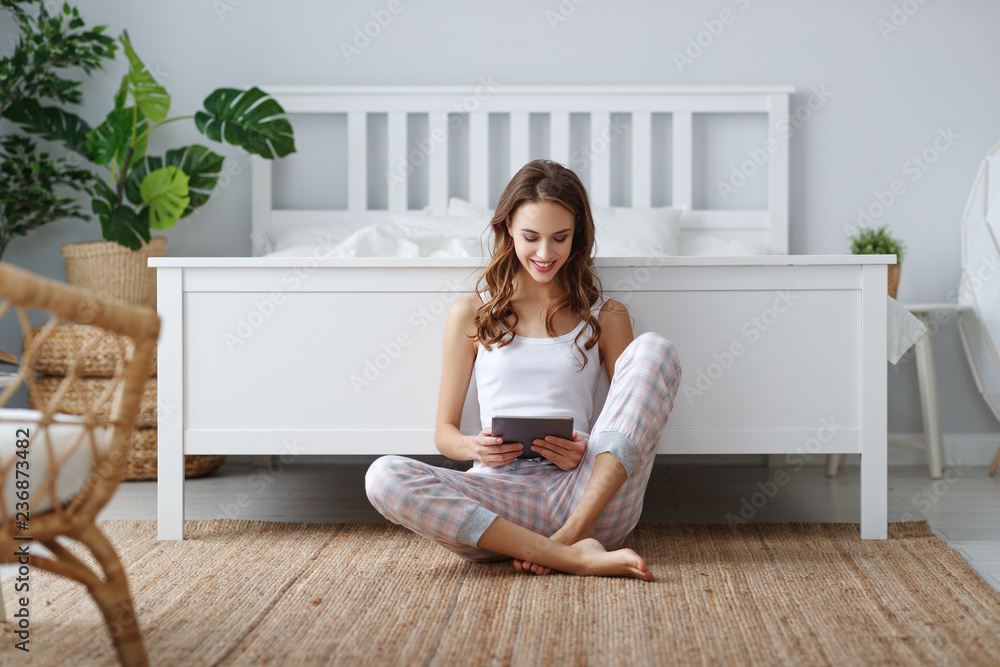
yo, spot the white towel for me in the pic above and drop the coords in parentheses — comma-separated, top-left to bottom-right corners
(887, 296, 928, 364)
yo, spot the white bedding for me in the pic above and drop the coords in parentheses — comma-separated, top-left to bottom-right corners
(262, 199, 756, 259)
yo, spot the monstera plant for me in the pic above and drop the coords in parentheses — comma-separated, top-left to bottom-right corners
(85, 31, 295, 250)
(0, 0, 116, 261)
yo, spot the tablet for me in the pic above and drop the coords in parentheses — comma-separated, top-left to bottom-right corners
(491, 415, 574, 460)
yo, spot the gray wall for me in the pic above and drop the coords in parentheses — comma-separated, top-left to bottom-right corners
(3, 0, 999, 440)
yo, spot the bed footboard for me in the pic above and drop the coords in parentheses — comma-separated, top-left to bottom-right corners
(152, 255, 890, 540)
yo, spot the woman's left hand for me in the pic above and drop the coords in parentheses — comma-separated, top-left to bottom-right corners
(530, 430, 587, 471)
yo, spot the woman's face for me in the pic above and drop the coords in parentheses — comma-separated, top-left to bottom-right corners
(507, 201, 575, 284)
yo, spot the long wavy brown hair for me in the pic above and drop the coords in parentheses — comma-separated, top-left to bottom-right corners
(473, 159, 604, 370)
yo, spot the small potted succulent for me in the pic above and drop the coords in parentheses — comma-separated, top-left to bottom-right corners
(849, 224, 906, 298)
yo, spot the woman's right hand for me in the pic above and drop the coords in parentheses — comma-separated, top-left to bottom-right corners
(473, 427, 522, 466)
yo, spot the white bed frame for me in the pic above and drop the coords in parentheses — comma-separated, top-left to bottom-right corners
(151, 86, 891, 541)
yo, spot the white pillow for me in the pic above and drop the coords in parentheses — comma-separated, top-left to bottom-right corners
(591, 206, 685, 257)
(446, 197, 491, 219)
(0, 408, 114, 518)
(262, 212, 396, 255)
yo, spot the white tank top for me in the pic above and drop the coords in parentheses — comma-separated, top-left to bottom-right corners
(474, 290, 604, 436)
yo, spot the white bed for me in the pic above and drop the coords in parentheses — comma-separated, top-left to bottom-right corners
(151, 85, 892, 540)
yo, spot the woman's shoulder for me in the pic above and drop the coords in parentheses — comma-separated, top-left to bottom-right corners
(596, 297, 629, 323)
(450, 293, 484, 319)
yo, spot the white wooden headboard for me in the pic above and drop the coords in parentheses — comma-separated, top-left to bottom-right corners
(251, 85, 792, 256)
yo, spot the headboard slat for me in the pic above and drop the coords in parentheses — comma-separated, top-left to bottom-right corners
(671, 111, 694, 209)
(251, 156, 272, 256)
(550, 111, 571, 166)
(387, 112, 408, 211)
(589, 111, 612, 207)
(469, 113, 489, 207)
(347, 112, 367, 212)
(428, 111, 449, 211)
(509, 112, 530, 182)
(631, 111, 652, 207)
(766, 94, 790, 254)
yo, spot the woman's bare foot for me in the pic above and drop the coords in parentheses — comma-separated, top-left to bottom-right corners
(513, 539, 653, 580)
(570, 538, 654, 580)
(513, 558, 552, 576)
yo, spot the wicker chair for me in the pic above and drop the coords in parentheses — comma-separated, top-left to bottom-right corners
(0, 262, 159, 666)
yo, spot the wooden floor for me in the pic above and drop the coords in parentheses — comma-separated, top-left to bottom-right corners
(94, 459, 1000, 592)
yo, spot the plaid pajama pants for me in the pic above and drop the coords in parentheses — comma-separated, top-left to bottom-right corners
(365, 331, 682, 562)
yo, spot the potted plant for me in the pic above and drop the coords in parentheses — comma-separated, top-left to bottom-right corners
(55, 31, 296, 307)
(5, 21, 296, 306)
(0, 0, 116, 261)
(849, 224, 906, 298)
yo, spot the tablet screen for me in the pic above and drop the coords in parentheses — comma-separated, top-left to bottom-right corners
(491, 415, 574, 460)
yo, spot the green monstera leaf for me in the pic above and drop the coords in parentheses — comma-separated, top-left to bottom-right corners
(4, 100, 92, 155)
(87, 106, 148, 167)
(92, 196, 150, 250)
(126, 145, 224, 217)
(139, 166, 190, 231)
(194, 87, 295, 159)
(118, 32, 170, 123)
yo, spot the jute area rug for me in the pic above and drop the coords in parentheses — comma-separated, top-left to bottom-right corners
(1, 520, 999, 666)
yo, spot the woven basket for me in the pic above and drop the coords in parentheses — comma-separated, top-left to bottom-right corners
(125, 427, 225, 481)
(27, 322, 158, 378)
(61, 237, 167, 309)
(888, 263, 901, 299)
(29, 375, 158, 428)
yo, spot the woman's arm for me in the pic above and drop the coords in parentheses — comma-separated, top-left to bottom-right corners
(597, 298, 634, 384)
(434, 295, 481, 461)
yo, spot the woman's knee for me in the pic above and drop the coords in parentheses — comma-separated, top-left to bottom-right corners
(632, 332, 682, 383)
(364, 455, 411, 509)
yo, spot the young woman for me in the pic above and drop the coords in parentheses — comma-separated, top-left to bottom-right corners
(366, 160, 681, 580)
